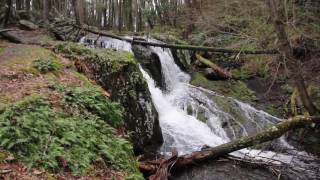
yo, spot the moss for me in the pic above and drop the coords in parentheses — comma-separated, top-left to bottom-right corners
(0, 150, 9, 162)
(151, 32, 187, 45)
(55, 43, 92, 57)
(231, 56, 271, 80)
(191, 72, 257, 104)
(0, 95, 12, 113)
(0, 47, 3, 55)
(308, 84, 320, 110)
(55, 43, 137, 72)
(71, 71, 93, 86)
(55, 42, 163, 152)
(1, 46, 58, 74)
(211, 95, 247, 124)
(264, 106, 277, 116)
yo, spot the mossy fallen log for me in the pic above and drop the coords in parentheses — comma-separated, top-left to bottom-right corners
(140, 116, 320, 179)
(72, 24, 278, 54)
(196, 54, 232, 79)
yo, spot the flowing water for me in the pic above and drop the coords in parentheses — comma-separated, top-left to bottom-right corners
(80, 36, 320, 179)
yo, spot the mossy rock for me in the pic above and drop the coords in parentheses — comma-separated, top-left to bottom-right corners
(55, 43, 163, 152)
(191, 72, 257, 104)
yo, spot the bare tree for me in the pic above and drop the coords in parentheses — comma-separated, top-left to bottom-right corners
(267, 0, 319, 115)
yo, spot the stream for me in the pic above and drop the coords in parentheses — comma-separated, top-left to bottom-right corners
(80, 36, 320, 179)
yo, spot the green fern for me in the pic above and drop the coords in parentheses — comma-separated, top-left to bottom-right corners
(0, 95, 140, 176)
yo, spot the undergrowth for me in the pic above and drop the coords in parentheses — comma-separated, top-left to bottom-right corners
(32, 56, 62, 73)
(0, 87, 141, 177)
(53, 84, 124, 128)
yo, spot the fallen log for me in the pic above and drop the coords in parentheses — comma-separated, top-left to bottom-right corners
(0, 29, 19, 33)
(196, 54, 232, 79)
(0, 32, 22, 43)
(140, 116, 320, 179)
(72, 24, 278, 54)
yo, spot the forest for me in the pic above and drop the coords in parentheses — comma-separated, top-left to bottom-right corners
(0, 0, 320, 179)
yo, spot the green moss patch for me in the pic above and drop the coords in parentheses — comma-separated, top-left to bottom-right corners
(55, 43, 137, 73)
(191, 72, 257, 104)
(231, 56, 271, 80)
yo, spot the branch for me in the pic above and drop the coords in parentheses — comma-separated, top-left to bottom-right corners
(73, 24, 278, 54)
(140, 116, 320, 179)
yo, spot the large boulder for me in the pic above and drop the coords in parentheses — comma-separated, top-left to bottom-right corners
(19, 20, 38, 30)
(132, 45, 164, 89)
(55, 43, 163, 153)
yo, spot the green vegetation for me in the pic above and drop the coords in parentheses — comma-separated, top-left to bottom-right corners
(231, 56, 271, 80)
(56, 43, 137, 72)
(0, 87, 141, 177)
(54, 85, 124, 128)
(191, 72, 257, 104)
(32, 56, 62, 73)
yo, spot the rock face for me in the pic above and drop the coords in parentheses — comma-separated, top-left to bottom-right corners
(171, 49, 192, 72)
(19, 20, 38, 30)
(55, 43, 163, 153)
(132, 45, 164, 89)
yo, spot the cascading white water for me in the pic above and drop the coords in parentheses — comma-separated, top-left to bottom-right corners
(80, 36, 319, 179)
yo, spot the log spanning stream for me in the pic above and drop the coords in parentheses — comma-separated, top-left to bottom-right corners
(80, 36, 320, 179)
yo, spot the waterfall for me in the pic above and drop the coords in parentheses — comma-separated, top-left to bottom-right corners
(80, 36, 320, 179)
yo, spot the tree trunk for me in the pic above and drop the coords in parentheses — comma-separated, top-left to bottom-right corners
(1, 0, 12, 27)
(267, 0, 319, 115)
(72, 0, 84, 26)
(42, 0, 49, 22)
(25, 0, 31, 11)
(140, 116, 320, 179)
(16, 0, 23, 10)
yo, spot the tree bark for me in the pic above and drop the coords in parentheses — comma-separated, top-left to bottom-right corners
(267, 0, 319, 115)
(140, 116, 320, 179)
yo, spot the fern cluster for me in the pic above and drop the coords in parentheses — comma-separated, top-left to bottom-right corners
(0, 92, 141, 177)
(32, 56, 61, 73)
(55, 85, 124, 128)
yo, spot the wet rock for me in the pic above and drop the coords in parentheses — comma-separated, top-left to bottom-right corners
(132, 45, 164, 89)
(171, 49, 192, 72)
(172, 159, 289, 180)
(55, 43, 163, 153)
(19, 20, 38, 31)
(204, 67, 223, 80)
